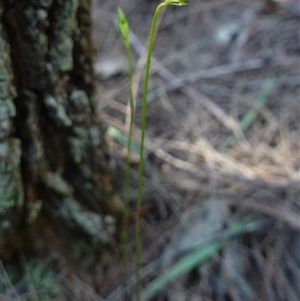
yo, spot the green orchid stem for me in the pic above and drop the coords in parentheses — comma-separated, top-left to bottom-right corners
(135, 3, 163, 300)
(122, 41, 134, 279)
(117, 7, 135, 287)
(135, 1, 187, 299)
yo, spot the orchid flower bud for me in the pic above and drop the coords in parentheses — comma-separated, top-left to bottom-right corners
(166, 0, 188, 6)
(117, 7, 129, 42)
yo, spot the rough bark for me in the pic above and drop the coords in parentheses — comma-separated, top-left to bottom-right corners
(0, 0, 122, 267)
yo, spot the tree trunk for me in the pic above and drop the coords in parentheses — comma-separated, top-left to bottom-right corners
(0, 0, 122, 267)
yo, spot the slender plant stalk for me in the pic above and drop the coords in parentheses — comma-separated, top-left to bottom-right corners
(117, 7, 135, 283)
(135, 1, 187, 300)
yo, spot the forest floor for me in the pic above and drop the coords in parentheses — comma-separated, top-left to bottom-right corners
(91, 0, 300, 300)
(1, 0, 299, 300)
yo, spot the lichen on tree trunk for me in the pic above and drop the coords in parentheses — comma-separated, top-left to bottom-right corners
(0, 0, 122, 266)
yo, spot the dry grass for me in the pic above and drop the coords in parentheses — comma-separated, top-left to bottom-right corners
(90, 0, 300, 300)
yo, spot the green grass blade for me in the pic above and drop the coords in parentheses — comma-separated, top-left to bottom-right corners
(142, 241, 222, 299)
(238, 76, 276, 131)
(142, 215, 256, 299)
(223, 75, 276, 149)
